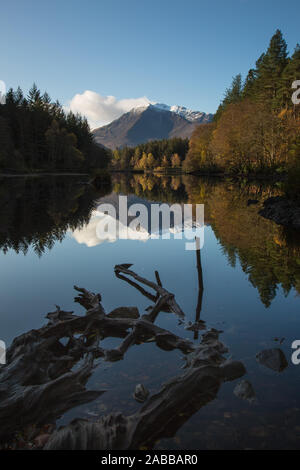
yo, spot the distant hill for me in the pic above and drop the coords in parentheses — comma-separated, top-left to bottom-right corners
(92, 103, 213, 149)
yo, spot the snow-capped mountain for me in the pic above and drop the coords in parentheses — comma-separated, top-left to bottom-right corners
(151, 103, 210, 123)
(93, 103, 213, 149)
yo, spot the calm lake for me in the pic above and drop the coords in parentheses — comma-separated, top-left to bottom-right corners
(1, 173, 300, 449)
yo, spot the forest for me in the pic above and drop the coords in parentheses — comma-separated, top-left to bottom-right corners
(0, 175, 112, 255)
(184, 30, 300, 187)
(110, 137, 189, 171)
(0, 84, 111, 172)
(110, 30, 300, 199)
(2, 30, 299, 186)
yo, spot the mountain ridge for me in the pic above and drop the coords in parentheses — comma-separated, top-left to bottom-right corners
(93, 103, 213, 149)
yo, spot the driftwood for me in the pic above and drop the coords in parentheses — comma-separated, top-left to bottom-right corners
(0, 264, 246, 449)
(0, 301, 105, 442)
(115, 264, 185, 318)
(45, 329, 245, 450)
(0, 265, 193, 442)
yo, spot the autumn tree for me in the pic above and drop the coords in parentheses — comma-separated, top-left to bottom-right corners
(147, 153, 157, 169)
(183, 123, 215, 172)
(202, 30, 300, 177)
(171, 153, 181, 168)
(161, 155, 169, 168)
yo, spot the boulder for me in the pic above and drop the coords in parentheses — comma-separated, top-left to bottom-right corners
(247, 199, 259, 206)
(133, 384, 149, 403)
(259, 196, 300, 229)
(234, 380, 255, 402)
(256, 348, 288, 372)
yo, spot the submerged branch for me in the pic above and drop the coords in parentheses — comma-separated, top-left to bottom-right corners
(0, 264, 245, 450)
(115, 264, 185, 318)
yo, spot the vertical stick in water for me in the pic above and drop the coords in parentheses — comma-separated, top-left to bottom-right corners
(194, 237, 204, 340)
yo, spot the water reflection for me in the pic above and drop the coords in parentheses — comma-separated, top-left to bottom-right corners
(1, 173, 300, 449)
(110, 173, 300, 307)
(0, 263, 246, 449)
(0, 175, 111, 255)
(1, 173, 300, 307)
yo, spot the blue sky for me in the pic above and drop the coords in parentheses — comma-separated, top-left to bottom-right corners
(1, 0, 300, 125)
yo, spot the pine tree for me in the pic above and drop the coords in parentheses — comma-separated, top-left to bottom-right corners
(255, 30, 288, 107)
(214, 74, 243, 121)
(27, 83, 42, 108)
(243, 69, 257, 99)
(0, 85, 110, 172)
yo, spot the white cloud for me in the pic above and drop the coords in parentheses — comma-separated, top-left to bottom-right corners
(66, 90, 152, 129)
(70, 208, 203, 248)
(71, 210, 149, 247)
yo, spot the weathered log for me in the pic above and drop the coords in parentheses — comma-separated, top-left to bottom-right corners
(0, 266, 193, 442)
(107, 307, 139, 319)
(0, 343, 104, 441)
(45, 330, 246, 450)
(115, 271, 158, 304)
(115, 264, 184, 318)
(0, 294, 110, 442)
(143, 292, 173, 323)
(0, 265, 246, 449)
(74, 285, 103, 311)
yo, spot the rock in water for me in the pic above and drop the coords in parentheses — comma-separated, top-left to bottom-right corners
(134, 384, 149, 403)
(247, 199, 259, 206)
(256, 348, 288, 372)
(259, 196, 300, 229)
(234, 380, 255, 402)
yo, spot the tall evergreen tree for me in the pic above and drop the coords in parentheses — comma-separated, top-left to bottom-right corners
(255, 29, 288, 107)
(214, 74, 243, 121)
(0, 84, 111, 172)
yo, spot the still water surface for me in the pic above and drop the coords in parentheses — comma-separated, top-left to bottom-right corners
(1, 173, 300, 449)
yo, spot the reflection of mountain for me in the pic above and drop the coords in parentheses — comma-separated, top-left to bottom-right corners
(110, 173, 300, 307)
(2, 173, 300, 307)
(72, 212, 204, 248)
(72, 193, 204, 248)
(72, 209, 149, 247)
(0, 175, 112, 255)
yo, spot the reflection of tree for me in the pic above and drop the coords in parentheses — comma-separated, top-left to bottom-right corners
(188, 179, 300, 307)
(0, 176, 112, 256)
(111, 173, 300, 307)
(112, 173, 188, 204)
